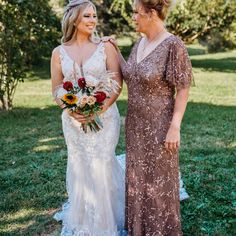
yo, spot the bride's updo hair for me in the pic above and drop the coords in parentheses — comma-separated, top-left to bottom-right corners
(135, 0, 172, 20)
(61, 0, 99, 43)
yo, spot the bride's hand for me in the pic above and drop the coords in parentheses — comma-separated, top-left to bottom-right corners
(67, 110, 89, 124)
(165, 125, 180, 151)
(101, 36, 119, 52)
(98, 104, 109, 115)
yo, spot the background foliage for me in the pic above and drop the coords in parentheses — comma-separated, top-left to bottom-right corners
(112, 0, 236, 49)
(0, 0, 60, 110)
(0, 0, 236, 110)
(167, 0, 236, 51)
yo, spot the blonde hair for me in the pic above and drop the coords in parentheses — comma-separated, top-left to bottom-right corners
(135, 0, 172, 20)
(61, 0, 99, 44)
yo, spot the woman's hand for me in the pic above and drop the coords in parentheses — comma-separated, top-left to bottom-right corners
(100, 104, 109, 114)
(165, 125, 180, 151)
(101, 36, 119, 52)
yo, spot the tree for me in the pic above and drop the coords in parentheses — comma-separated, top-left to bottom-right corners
(167, 0, 236, 45)
(0, 0, 60, 110)
(111, 0, 236, 50)
(98, 0, 133, 36)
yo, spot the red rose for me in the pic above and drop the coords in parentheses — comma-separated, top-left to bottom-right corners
(94, 91, 107, 103)
(63, 81, 73, 91)
(78, 77, 86, 89)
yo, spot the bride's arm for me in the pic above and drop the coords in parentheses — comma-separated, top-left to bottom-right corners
(101, 42, 123, 113)
(111, 41, 127, 68)
(51, 47, 65, 109)
(102, 37, 127, 68)
(50, 47, 88, 123)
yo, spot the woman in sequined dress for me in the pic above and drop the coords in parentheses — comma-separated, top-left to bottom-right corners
(109, 0, 193, 235)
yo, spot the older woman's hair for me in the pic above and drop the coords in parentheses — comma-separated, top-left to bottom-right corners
(135, 0, 172, 20)
(61, 0, 98, 43)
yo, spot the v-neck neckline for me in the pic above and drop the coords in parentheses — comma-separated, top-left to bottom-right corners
(61, 42, 102, 68)
(135, 34, 173, 65)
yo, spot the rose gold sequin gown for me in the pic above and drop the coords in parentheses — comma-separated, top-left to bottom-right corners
(121, 35, 192, 236)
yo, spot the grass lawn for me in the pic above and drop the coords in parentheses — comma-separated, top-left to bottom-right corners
(0, 44, 236, 236)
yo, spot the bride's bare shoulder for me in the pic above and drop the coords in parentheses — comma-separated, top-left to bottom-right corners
(51, 46, 62, 64)
(103, 41, 118, 56)
(51, 45, 62, 57)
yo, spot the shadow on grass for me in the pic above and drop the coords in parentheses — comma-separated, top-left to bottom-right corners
(191, 56, 236, 73)
(117, 100, 127, 117)
(26, 58, 51, 81)
(187, 46, 207, 56)
(0, 101, 235, 235)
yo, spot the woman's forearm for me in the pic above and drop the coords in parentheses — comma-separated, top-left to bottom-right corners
(54, 97, 65, 109)
(170, 88, 190, 129)
(118, 50, 127, 68)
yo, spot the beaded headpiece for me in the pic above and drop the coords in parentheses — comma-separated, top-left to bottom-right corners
(65, 0, 91, 12)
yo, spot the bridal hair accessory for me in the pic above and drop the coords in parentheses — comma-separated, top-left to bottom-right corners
(65, 0, 91, 12)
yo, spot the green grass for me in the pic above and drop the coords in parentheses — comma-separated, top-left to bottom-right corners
(0, 45, 236, 235)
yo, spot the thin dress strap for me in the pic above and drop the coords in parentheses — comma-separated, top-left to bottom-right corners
(97, 41, 107, 63)
(59, 45, 67, 60)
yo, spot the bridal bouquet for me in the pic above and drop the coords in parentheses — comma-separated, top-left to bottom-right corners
(54, 72, 120, 133)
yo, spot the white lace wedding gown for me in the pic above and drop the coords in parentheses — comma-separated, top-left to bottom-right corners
(54, 43, 125, 236)
(53, 42, 189, 236)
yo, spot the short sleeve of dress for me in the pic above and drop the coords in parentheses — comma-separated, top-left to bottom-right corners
(166, 38, 193, 89)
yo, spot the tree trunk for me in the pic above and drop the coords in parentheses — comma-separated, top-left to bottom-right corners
(0, 95, 9, 110)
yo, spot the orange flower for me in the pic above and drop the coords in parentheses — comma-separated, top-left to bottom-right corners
(62, 94, 78, 105)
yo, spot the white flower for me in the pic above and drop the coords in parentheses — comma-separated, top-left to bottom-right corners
(78, 95, 89, 108)
(87, 96, 96, 106)
(86, 75, 99, 87)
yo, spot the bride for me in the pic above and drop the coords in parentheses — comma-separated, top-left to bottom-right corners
(51, 0, 189, 235)
(51, 0, 125, 235)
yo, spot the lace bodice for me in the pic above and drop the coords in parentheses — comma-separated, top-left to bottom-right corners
(59, 42, 107, 82)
